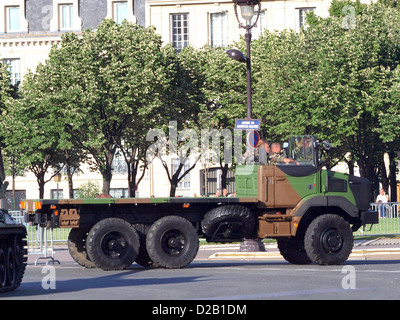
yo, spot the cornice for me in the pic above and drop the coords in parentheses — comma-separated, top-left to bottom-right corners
(0, 32, 83, 47)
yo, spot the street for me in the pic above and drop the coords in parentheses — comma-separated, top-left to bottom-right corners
(2, 243, 400, 302)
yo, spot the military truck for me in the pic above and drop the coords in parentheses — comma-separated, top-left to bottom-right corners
(0, 181, 27, 293)
(22, 135, 378, 270)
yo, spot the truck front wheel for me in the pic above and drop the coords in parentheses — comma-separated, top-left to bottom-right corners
(304, 214, 353, 265)
(146, 216, 199, 269)
(86, 218, 140, 270)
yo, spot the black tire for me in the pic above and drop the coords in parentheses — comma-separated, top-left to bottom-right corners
(10, 235, 27, 290)
(277, 238, 312, 265)
(146, 216, 199, 269)
(6, 247, 16, 285)
(304, 214, 353, 265)
(0, 234, 26, 293)
(0, 249, 6, 288)
(201, 205, 256, 241)
(68, 228, 96, 268)
(135, 229, 160, 268)
(86, 218, 140, 270)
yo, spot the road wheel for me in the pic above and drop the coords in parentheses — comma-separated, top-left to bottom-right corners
(0, 249, 6, 288)
(68, 228, 96, 268)
(146, 216, 199, 269)
(277, 238, 312, 265)
(6, 247, 16, 285)
(304, 214, 353, 265)
(87, 218, 140, 270)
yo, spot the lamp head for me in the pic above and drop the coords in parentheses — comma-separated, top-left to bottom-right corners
(226, 49, 246, 63)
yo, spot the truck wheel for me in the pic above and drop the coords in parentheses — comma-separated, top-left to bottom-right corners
(68, 228, 96, 268)
(304, 214, 353, 265)
(201, 205, 256, 241)
(277, 238, 312, 265)
(134, 229, 160, 268)
(86, 218, 140, 270)
(146, 216, 199, 269)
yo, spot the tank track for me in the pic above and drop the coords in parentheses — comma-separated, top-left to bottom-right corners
(0, 229, 28, 293)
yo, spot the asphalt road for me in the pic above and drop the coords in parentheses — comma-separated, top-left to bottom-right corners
(2, 243, 400, 302)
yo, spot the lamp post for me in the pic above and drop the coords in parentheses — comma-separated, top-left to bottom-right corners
(227, 0, 262, 120)
(54, 173, 62, 199)
(228, 1, 264, 253)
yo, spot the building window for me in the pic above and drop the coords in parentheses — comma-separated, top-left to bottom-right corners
(3, 59, 21, 86)
(6, 6, 20, 32)
(210, 12, 227, 48)
(172, 158, 191, 196)
(113, 1, 128, 24)
(60, 4, 74, 30)
(110, 188, 129, 198)
(171, 13, 189, 51)
(298, 8, 315, 30)
(112, 153, 128, 174)
(51, 189, 63, 199)
(251, 10, 266, 40)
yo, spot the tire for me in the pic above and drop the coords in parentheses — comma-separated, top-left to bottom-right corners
(134, 229, 160, 268)
(146, 216, 199, 269)
(277, 238, 312, 265)
(304, 214, 353, 265)
(201, 205, 256, 241)
(0, 234, 26, 293)
(68, 228, 96, 268)
(6, 247, 16, 285)
(10, 235, 27, 290)
(0, 249, 6, 288)
(86, 218, 140, 270)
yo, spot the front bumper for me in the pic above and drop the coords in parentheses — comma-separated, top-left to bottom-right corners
(361, 210, 379, 225)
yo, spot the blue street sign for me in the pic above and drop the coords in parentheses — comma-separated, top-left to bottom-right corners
(235, 119, 261, 130)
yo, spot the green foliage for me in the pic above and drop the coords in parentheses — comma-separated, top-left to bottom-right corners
(74, 181, 101, 199)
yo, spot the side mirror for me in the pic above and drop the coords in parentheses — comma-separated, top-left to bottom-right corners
(322, 140, 331, 151)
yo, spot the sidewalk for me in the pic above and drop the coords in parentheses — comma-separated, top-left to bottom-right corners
(205, 238, 400, 261)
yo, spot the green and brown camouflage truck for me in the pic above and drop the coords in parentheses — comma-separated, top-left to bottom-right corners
(22, 135, 378, 270)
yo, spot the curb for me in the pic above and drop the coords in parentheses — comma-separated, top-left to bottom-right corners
(207, 248, 400, 260)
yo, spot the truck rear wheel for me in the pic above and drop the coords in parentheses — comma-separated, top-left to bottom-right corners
(304, 214, 353, 265)
(68, 228, 96, 268)
(146, 216, 199, 269)
(86, 218, 140, 270)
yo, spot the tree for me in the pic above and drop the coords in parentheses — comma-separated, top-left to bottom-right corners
(251, 2, 400, 200)
(19, 20, 170, 196)
(1, 70, 66, 199)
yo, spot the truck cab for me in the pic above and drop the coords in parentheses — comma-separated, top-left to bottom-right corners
(233, 135, 378, 264)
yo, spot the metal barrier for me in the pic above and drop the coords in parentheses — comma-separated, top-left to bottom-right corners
(9, 211, 66, 264)
(355, 203, 400, 237)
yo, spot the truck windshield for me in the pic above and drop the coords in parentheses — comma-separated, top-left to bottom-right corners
(288, 136, 315, 164)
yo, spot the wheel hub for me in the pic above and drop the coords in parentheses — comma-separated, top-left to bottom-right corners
(161, 230, 185, 256)
(101, 232, 126, 258)
(321, 228, 343, 253)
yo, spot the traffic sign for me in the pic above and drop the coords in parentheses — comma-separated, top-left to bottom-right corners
(247, 130, 260, 148)
(235, 119, 261, 130)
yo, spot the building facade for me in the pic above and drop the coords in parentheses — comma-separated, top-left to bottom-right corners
(145, 0, 332, 50)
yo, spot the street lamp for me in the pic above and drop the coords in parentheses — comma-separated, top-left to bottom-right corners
(226, 0, 262, 120)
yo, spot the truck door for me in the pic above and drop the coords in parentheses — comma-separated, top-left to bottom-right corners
(274, 165, 318, 207)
